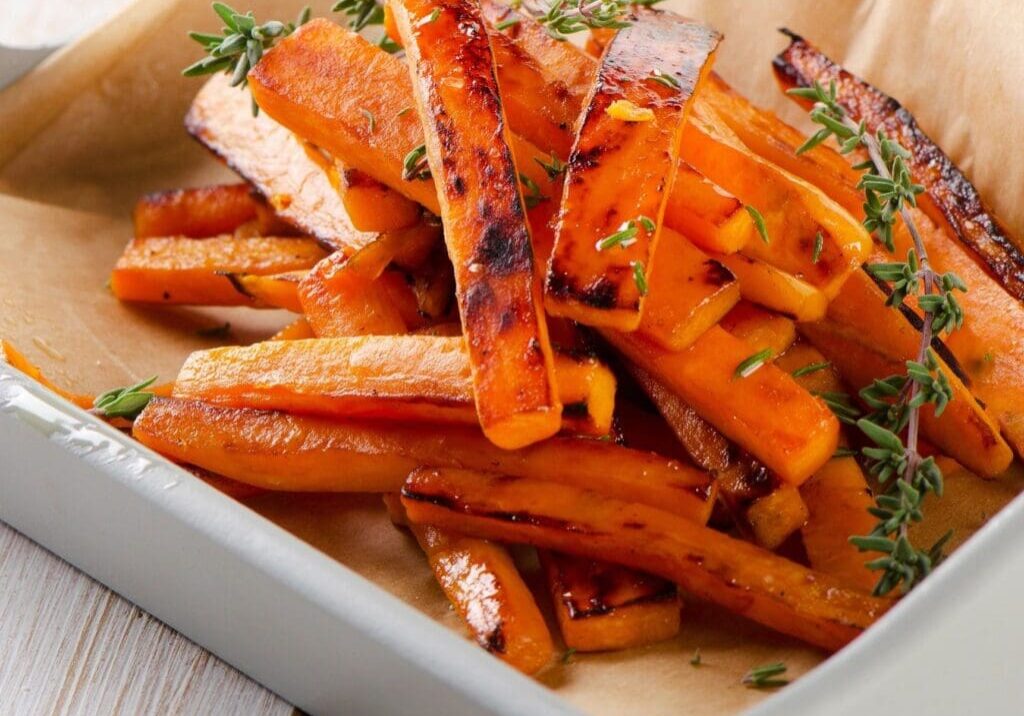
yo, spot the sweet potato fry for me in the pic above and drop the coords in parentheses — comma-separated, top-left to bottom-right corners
(134, 398, 716, 522)
(109, 235, 327, 306)
(774, 31, 1024, 301)
(224, 270, 305, 312)
(400, 467, 890, 651)
(173, 335, 615, 437)
(187, 73, 376, 254)
(544, 11, 720, 329)
(802, 269, 1013, 477)
(637, 229, 739, 351)
(720, 301, 797, 357)
(133, 183, 262, 239)
(539, 551, 681, 652)
(386, 496, 555, 674)
(604, 326, 839, 485)
(390, 0, 560, 449)
(714, 251, 829, 321)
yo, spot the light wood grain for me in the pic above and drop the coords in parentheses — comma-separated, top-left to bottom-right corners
(0, 521, 293, 715)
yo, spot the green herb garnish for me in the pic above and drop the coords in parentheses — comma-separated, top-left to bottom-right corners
(791, 360, 831, 378)
(649, 69, 681, 89)
(92, 376, 158, 421)
(734, 348, 772, 379)
(742, 662, 788, 689)
(812, 230, 824, 263)
(631, 260, 648, 296)
(519, 173, 550, 209)
(402, 144, 431, 181)
(535, 152, 567, 180)
(745, 205, 770, 244)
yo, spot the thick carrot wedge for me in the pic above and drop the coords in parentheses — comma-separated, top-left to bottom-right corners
(337, 161, 424, 233)
(637, 229, 739, 351)
(187, 74, 375, 254)
(720, 301, 797, 357)
(173, 335, 615, 437)
(663, 162, 755, 254)
(1, 340, 93, 409)
(714, 251, 829, 321)
(401, 468, 890, 651)
(134, 398, 716, 521)
(544, 11, 719, 329)
(109, 235, 327, 305)
(802, 269, 1013, 477)
(539, 551, 681, 652)
(270, 317, 315, 341)
(774, 31, 1024, 301)
(744, 484, 808, 551)
(225, 270, 305, 312)
(134, 184, 263, 239)
(390, 0, 560, 449)
(605, 326, 839, 484)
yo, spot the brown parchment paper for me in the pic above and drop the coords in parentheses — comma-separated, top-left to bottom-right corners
(1, 2, 1022, 714)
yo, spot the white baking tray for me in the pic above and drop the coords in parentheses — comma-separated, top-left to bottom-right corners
(4, 360, 1024, 714)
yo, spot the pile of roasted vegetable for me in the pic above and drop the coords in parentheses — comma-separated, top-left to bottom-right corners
(6, 0, 1023, 677)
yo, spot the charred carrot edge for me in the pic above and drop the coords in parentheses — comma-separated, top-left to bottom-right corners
(539, 551, 681, 652)
(172, 336, 616, 437)
(109, 235, 327, 306)
(1, 339, 93, 409)
(720, 301, 797, 357)
(604, 325, 839, 485)
(133, 183, 260, 239)
(773, 30, 1024, 301)
(545, 11, 720, 330)
(186, 73, 376, 254)
(400, 467, 890, 652)
(224, 270, 306, 312)
(133, 398, 716, 522)
(386, 496, 555, 674)
(391, 0, 560, 449)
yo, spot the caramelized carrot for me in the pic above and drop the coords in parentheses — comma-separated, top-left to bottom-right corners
(187, 74, 376, 254)
(336, 160, 424, 233)
(386, 495, 555, 673)
(720, 301, 797, 357)
(133, 398, 716, 522)
(715, 250, 829, 321)
(663, 162, 755, 254)
(133, 183, 261, 239)
(604, 326, 839, 485)
(390, 0, 560, 449)
(539, 551, 681, 652)
(637, 229, 739, 351)
(270, 317, 315, 341)
(109, 235, 327, 305)
(400, 467, 890, 651)
(744, 485, 808, 551)
(224, 270, 305, 312)
(172, 336, 615, 437)
(545, 11, 720, 329)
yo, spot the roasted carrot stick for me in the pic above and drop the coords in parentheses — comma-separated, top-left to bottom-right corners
(172, 335, 616, 437)
(109, 235, 327, 305)
(224, 270, 306, 312)
(544, 11, 720, 330)
(336, 160, 423, 233)
(539, 551, 681, 652)
(390, 0, 561, 449)
(744, 484, 808, 551)
(133, 183, 262, 239)
(714, 251, 829, 321)
(384, 496, 555, 674)
(604, 326, 839, 485)
(720, 301, 797, 357)
(187, 73, 376, 254)
(400, 467, 890, 652)
(663, 162, 755, 254)
(270, 317, 315, 341)
(637, 229, 739, 351)
(133, 398, 716, 522)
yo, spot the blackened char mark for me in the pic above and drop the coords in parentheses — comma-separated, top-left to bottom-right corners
(547, 268, 619, 310)
(472, 222, 533, 277)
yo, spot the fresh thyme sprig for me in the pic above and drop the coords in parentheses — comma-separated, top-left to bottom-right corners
(516, 0, 662, 41)
(790, 80, 968, 596)
(91, 377, 158, 421)
(402, 144, 431, 181)
(519, 173, 550, 208)
(332, 0, 384, 31)
(183, 3, 310, 115)
(742, 662, 788, 689)
(535, 152, 568, 180)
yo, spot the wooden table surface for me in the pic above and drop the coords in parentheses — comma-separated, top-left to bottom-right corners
(0, 1, 291, 712)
